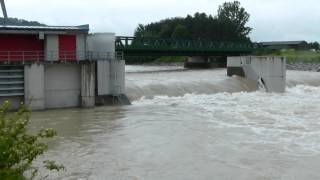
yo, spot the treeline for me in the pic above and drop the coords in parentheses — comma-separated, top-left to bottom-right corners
(0, 17, 45, 26)
(309, 42, 320, 50)
(134, 1, 252, 42)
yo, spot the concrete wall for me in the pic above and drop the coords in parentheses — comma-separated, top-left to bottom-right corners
(24, 62, 98, 110)
(110, 60, 125, 95)
(97, 60, 111, 95)
(24, 64, 45, 110)
(45, 35, 59, 61)
(96, 59, 125, 96)
(44, 64, 81, 108)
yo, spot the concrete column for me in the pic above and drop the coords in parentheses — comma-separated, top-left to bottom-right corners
(77, 34, 86, 61)
(45, 35, 59, 61)
(80, 63, 96, 107)
(24, 63, 45, 110)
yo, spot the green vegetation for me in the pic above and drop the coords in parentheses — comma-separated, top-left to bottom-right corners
(135, 1, 251, 42)
(127, 1, 252, 64)
(0, 102, 64, 180)
(0, 17, 45, 26)
(255, 50, 320, 63)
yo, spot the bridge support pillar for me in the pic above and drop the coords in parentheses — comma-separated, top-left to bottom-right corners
(184, 56, 227, 69)
(184, 56, 209, 68)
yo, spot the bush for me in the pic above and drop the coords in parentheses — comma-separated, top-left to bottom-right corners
(0, 102, 64, 180)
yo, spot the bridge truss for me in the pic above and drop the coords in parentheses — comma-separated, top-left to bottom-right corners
(115, 36, 254, 57)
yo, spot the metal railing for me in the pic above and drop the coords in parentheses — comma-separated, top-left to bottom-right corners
(0, 51, 123, 63)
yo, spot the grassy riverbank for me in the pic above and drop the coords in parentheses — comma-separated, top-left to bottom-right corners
(266, 50, 320, 63)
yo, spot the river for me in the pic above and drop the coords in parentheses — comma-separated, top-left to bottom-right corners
(31, 66, 320, 180)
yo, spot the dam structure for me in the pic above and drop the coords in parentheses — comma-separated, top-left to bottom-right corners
(0, 24, 128, 110)
(0, 23, 284, 110)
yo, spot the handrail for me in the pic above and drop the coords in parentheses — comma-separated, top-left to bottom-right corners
(0, 51, 123, 63)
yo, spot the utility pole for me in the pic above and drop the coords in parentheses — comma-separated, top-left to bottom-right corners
(1, 0, 8, 23)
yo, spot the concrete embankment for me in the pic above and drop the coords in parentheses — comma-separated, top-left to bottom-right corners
(287, 62, 320, 72)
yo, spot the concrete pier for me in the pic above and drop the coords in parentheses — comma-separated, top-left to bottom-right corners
(227, 56, 286, 93)
(184, 56, 210, 68)
(185, 56, 227, 69)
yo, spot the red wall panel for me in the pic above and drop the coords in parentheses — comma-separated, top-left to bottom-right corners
(0, 34, 44, 51)
(59, 35, 77, 61)
(0, 34, 44, 62)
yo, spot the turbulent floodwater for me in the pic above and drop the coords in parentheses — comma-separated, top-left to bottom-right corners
(31, 66, 320, 180)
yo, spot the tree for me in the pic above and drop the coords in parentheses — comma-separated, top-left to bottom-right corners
(310, 42, 320, 50)
(133, 1, 252, 42)
(159, 24, 172, 38)
(171, 24, 189, 38)
(217, 1, 252, 39)
(0, 17, 45, 26)
(0, 102, 64, 179)
(134, 24, 145, 38)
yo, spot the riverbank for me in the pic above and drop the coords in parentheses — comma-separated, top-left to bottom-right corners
(132, 61, 320, 72)
(262, 50, 320, 72)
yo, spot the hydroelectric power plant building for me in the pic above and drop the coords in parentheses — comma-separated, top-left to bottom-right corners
(0, 24, 128, 110)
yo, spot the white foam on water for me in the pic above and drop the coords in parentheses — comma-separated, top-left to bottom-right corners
(126, 69, 320, 101)
(134, 85, 320, 157)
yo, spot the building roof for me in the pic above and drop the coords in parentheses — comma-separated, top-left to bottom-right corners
(0, 24, 89, 34)
(261, 41, 307, 46)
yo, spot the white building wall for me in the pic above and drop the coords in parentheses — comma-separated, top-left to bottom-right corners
(45, 35, 59, 61)
(77, 34, 87, 61)
(87, 33, 115, 52)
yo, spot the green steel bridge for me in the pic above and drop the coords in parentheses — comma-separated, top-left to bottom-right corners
(115, 36, 255, 57)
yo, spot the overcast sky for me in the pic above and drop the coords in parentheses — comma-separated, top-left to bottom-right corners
(4, 0, 320, 42)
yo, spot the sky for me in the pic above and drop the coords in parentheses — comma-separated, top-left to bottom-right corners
(3, 0, 320, 42)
